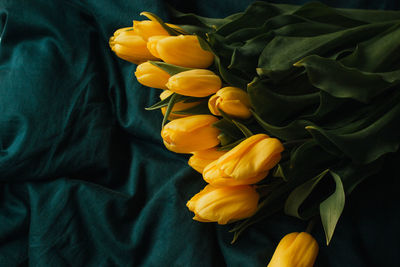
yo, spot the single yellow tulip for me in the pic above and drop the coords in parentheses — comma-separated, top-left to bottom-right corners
(133, 20, 170, 41)
(147, 36, 168, 58)
(155, 35, 214, 68)
(203, 134, 284, 186)
(166, 69, 222, 97)
(186, 184, 259, 224)
(161, 115, 220, 153)
(160, 90, 201, 120)
(268, 232, 319, 267)
(188, 148, 227, 173)
(186, 185, 260, 224)
(109, 27, 158, 64)
(134, 62, 171, 89)
(208, 87, 252, 119)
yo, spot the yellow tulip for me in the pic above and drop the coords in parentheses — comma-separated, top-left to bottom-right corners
(203, 134, 284, 186)
(268, 232, 319, 267)
(134, 62, 171, 89)
(160, 90, 201, 120)
(109, 27, 158, 64)
(188, 148, 227, 173)
(161, 115, 220, 153)
(155, 35, 214, 68)
(208, 87, 252, 119)
(147, 36, 168, 58)
(133, 20, 170, 41)
(166, 69, 222, 97)
(186, 184, 259, 224)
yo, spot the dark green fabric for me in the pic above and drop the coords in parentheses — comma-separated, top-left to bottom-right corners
(0, 0, 399, 266)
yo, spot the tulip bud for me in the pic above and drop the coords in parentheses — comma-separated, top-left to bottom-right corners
(188, 148, 227, 173)
(133, 20, 169, 41)
(161, 115, 220, 153)
(203, 134, 284, 186)
(109, 27, 158, 64)
(155, 35, 214, 68)
(208, 87, 252, 119)
(160, 90, 201, 120)
(147, 36, 168, 58)
(166, 69, 222, 97)
(186, 184, 259, 224)
(268, 232, 319, 267)
(134, 62, 171, 89)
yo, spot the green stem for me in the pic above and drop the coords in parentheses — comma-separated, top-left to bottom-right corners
(305, 216, 318, 234)
(161, 93, 177, 128)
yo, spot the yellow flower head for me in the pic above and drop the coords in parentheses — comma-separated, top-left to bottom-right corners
(208, 86, 252, 119)
(133, 20, 170, 41)
(109, 27, 158, 64)
(203, 134, 284, 186)
(268, 232, 319, 267)
(161, 115, 220, 153)
(166, 69, 222, 97)
(160, 90, 202, 120)
(188, 148, 227, 173)
(134, 61, 171, 89)
(154, 35, 214, 68)
(187, 184, 260, 224)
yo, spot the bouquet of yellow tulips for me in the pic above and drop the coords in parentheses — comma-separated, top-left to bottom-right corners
(109, 2, 400, 266)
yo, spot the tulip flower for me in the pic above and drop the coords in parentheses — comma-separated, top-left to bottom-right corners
(109, 27, 159, 64)
(160, 90, 202, 120)
(203, 134, 284, 186)
(166, 69, 222, 97)
(134, 62, 171, 89)
(152, 35, 214, 68)
(186, 184, 259, 224)
(133, 20, 170, 41)
(188, 148, 227, 173)
(208, 87, 252, 119)
(147, 36, 168, 58)
(268, 232, 319, 267)
(161, 115, 220, 153)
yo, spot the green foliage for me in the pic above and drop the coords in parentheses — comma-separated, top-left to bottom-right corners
(169, 1, 400, 245)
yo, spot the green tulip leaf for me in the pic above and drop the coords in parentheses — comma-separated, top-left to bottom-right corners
(168, 5, 243, 36)
(320, 171, 345, 245)
(217, 133, 237, 147)
(145, 93, 188, 110)
(284, 169, 330, 219)
(171, 101, 211, 115)
(212, 118, 244, 141)
(148, 61, 192, 76)
(247, 77, 319, 125)
(332, 159, 383, 195)
(198, 34, 249, 88)
(258, 21, 395, 81)
(340, 22, 400, 72)
(295, 55, 400, 103)
(161, 93, 178, 127)
(218, 138, 244, 151)
(251, 110, 311, 141)
(292, 2, 365, 28)
(303, 98, 400, 164)
(272, 164, 287, 181)
(215, 108, 253, 138)
(232, 120, 253, 138)
(216, 2, 283, 36)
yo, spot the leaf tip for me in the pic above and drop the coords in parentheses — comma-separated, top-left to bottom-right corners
(293, 59, 305, 67)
